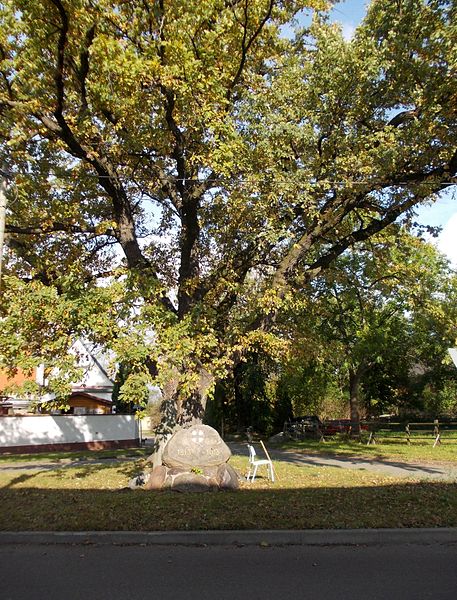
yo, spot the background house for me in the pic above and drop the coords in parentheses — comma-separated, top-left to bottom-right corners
(0, 340, 116, 415)
(1, 339, 161, 416)
(39, 339, 116, 414)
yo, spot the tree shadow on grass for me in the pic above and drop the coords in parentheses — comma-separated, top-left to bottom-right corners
(0, 458, 146, 489)
(0, 481, 457, 531)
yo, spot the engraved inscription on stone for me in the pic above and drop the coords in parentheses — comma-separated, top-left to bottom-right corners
(162, 424, 231, 468)
(191, 430, 205, 444)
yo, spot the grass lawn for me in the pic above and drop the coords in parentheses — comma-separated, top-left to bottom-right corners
(279, 436, 457, 464)
(0, 448, 149, 464)
(1, 452, 456, 531)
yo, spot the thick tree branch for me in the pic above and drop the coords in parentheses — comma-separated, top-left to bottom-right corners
(20, 3, 177, 315)
(387, 108, 421, 128)
(227, 0, 274, 99)
(158, 82, 202, 317)
(49, 0, 69, 115)
(77, 24, 96, 114)
(304, 184, 450, 282)
(275, 147, 457, 294)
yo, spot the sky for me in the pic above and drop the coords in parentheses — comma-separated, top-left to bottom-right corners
(321, 0, 457, 266)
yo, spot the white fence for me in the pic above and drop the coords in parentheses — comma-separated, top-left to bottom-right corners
(0, 414, 140, 452)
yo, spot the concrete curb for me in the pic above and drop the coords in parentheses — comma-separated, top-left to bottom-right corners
(1, 528, 457, 547)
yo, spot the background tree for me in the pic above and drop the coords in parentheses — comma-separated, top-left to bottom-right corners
(208, 232, 456, 436)
(278, 229, 456, 429)
(316, 230, 449, 430)
(408, 270, 457, 416)
(0, 0, 455, 458)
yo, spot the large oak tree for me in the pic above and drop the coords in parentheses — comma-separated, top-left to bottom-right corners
(0, 0, 455, 458)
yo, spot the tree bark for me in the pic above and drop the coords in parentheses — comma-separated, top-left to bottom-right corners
(177, 366, 215, 427)
(349, 367, 363, 436)
(148, 374, 179, 468)
(149, 364, 215, 467)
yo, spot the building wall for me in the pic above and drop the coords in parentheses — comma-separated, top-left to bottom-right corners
(0, 414, 140, 453)
(0, 368, 36, 392)
(70, 339, 114, 388)
(70, 395, 112, 414)
(42, 394, 113, 415)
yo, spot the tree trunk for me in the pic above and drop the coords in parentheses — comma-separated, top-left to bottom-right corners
(148, 374, 179, 469)
(349, 367, 363, 437)
(149, 365, 215, 467)
(177, 366, 215, 426)
(233, 361, 248, 432)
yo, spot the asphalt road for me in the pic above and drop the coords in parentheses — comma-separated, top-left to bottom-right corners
(2, 537, 457, 600)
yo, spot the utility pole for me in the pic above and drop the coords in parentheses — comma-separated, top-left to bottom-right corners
(0, 168, 7, 289)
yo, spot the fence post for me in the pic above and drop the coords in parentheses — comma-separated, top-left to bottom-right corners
(405, 423, 411, 445)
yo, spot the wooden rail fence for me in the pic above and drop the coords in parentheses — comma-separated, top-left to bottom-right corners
(365, 419, 457, 447)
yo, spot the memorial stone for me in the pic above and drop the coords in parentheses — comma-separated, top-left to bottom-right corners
(172, 472, 213, 493)
(143, 465, 167, 490)
(217, 463, 240, 490)
(162, 424, 231, 469)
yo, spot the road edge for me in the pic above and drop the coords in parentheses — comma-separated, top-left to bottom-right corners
(1, 528, 457, 547)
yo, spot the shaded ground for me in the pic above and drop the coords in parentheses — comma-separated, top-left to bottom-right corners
(0, 455, 138, 473)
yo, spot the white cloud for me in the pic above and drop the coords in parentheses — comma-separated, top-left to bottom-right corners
(437, 212, 457, 267)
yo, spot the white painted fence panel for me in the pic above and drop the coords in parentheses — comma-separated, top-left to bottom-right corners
(0, 415, 139, 449)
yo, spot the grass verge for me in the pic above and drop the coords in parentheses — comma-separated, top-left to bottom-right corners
(280, 437, 457, 464)
(0, 448, 149, 464)
(0, 454, 456, 531)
